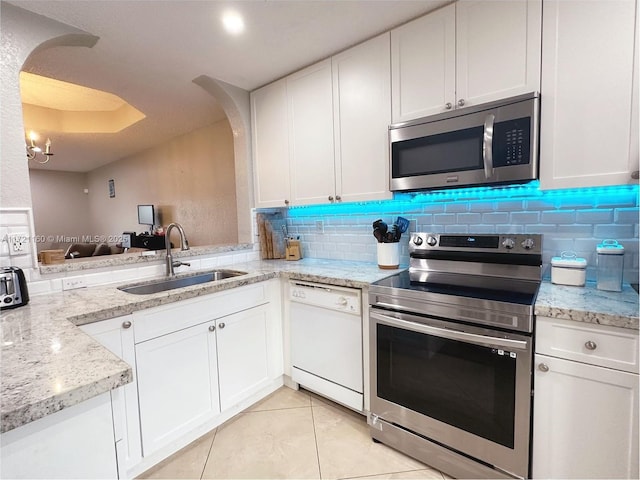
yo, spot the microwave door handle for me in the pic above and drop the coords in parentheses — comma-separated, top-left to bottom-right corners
(483, 113, 495, 179)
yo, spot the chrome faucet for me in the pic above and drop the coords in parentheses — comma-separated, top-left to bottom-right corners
(165, 222, 190, 276)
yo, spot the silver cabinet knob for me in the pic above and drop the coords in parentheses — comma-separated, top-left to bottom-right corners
(585, 340, 597, 351)
(631, 171, 639, 180)
(284, 199, 290, 206)
(335, 195, 341, 201)
(538, 363, 549, 372)
(218, 322, 226, 329)
(208, 325, 215, 332)
(328, 196, 334, 202)
(458, 99, 465, 107)
(445, 102, 453, 110)
(122, 321, 132, 329)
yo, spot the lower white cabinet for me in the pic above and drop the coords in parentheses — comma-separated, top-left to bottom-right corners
(533, 317, 639, 479)
(0, 392, 118, 479)
(136, 320, 220, 457)
(80, 315, 141, 475)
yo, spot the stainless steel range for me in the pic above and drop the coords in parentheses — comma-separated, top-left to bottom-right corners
(368, 233, 542, 479)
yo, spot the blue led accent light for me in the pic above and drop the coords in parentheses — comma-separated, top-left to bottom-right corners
(285, 182, 639, 218)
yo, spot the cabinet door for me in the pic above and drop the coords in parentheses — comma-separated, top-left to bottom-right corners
(333, 33, 392, 203)
(540, 0, 637, 189)
(217, 305, 270, 411)
(287, 59, 336, 205)
(456, 0, 541, 108)
(532, 354, 639, 479)
(391, 4, 456, 121)
(251, 79, 291, 208)
(136, 322, 219, 457)
(80, 316, 142, 474)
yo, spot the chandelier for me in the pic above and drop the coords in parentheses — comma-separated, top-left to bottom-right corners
(26, 131, 54, 164)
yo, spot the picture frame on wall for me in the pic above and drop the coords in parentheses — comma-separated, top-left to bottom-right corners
(108, 179, 115, 198)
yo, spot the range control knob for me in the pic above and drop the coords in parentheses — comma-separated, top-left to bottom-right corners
(426, 236, 437, 246)
(521, 238, 535, 250)
(413, 236, 423, 246)
(502, 238, 515, 249)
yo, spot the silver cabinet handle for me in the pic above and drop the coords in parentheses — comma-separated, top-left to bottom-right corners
(122, 321, 132, 329)
(482, 113, 495, 179)
(208, 325, 215, 332)
(585, 340, 597, 350)
(445, 102, 453, 110)
(218, 322, 226, 329)
(538, 363, 549, 372)
(458, 99, 465, 107)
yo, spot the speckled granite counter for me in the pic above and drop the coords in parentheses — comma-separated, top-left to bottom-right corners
(535, 281, 639, 330)
(1, 258, 401, 433)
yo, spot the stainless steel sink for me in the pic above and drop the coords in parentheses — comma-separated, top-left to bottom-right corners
(118, 270, 247, 295)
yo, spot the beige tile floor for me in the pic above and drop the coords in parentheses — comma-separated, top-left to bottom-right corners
(138, 386, 449, 480)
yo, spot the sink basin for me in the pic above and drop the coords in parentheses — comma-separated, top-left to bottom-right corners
(118, 270, 247, 295)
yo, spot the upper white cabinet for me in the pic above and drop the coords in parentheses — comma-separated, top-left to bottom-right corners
(539, 0, 638, 189)
(288, 59, 337, 205)
(251, 79, 290, 208)
(332, 33, 392, 203)
(391, 1, 542, 123)
(252, 34, 392, 207)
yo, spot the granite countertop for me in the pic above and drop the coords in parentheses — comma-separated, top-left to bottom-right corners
(535, 281, 639, 330)
(2, 256, 638, 434)
(0, 258, 401, 433)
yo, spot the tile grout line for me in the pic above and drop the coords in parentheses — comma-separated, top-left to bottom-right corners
(199, 428, 218, 480)
(309, 403, 324, 480)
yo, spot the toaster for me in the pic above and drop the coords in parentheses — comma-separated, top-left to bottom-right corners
(1, 267, 29, 310)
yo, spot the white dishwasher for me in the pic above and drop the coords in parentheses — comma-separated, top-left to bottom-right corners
(289, 280, 363, 412)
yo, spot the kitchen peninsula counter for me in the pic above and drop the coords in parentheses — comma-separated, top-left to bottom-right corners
(1, 258, 401, 433)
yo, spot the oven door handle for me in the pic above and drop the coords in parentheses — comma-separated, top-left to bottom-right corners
(371, 310, 529, 351)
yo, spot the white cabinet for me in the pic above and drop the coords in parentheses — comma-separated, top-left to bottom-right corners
(136, 320, 220, 458)
(132, 281, 282, 458)
(252, 34, 391, 207)
(251, 79, 290, 208)
(1, 392, 118, 479)
(288, 59, 336, 205)
(217, 305, 270, 410)
(539, 0, 638, 189)
(391, 1, 541, 122)
(80, 315, 142, 475)
(532, 317, 639, 479)
(332, 33, 392, 203)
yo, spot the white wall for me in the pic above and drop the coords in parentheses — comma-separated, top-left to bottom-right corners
(86, 120, 237, 247)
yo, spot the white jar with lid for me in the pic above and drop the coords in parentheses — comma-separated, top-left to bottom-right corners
(596, 240, 625, 292)
(551, 252, 587, 286)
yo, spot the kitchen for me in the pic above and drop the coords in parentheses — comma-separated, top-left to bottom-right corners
(1, 1, 639, 479)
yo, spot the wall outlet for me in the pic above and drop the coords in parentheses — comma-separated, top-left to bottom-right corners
(7, 234, 29, 256)
(62, 277, 87, 290)
(315, 220, 324, 234)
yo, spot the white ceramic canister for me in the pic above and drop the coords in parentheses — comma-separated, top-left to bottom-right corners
(596, 239, 625, 292)
(377, 242, 400, 269)
(551, 251, 587, 286)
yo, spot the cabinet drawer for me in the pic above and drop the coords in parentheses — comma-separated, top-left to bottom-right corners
(134, 283, 268, 343)
(536, 316, 639, 373)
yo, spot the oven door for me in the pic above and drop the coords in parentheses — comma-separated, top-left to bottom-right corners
(369, 307, 532, 478)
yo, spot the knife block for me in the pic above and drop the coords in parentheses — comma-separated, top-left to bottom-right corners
(286, 240, 302, 261)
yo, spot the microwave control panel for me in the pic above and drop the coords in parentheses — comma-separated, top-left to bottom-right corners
(494, 117, 531, 166)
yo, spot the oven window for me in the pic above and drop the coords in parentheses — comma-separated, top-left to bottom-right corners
(391, 126, 483, 177)
(377, 323, 516, 448)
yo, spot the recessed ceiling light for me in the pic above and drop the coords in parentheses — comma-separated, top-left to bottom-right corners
(222, 10, 245, 35)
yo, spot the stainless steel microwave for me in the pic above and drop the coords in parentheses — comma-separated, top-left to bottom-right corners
(389, 92, 540, 191)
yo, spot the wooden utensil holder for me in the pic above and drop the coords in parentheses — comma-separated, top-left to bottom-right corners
(286, 240, 302, 261)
